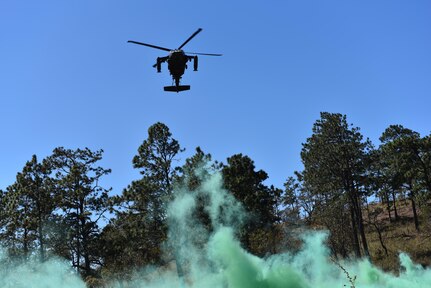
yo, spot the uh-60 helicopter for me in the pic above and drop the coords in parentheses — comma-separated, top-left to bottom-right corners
(128, 28, 222, 92)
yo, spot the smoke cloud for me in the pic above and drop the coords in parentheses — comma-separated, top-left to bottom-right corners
(0, 253, 85, 288)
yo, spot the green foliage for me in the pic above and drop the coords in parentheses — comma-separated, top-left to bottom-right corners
(132, 122, 183, 191)
(47, 147, 112, 277)
(222, 153, 281, 255)
(175, 147, 217, 234)
(379, 125, 421, 193)
(0, 155, 55, 261)
(282, 176, 307, 223)
(176, 146, 217, 190)
(299, 112, 372, 257)
(129, 122, 184, 222)
(380, 125, 431, 192)
(378, 125, 431, 230)
(101, 122, 184, 275)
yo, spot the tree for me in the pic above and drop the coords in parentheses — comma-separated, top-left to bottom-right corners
(283, 173, 319, 224)
(0, 155, 55, 261)
(106, 122, 184, 270)
(129, 122, 184, 223)
(379, 125, 431, 231)
(133, 122, 183, 193)
(16, 155, 55, 261)
(299, 112, 371, 257)
(0, 182, 35, 259)
(366, 148, 396, 223)
(177, 146, 216, 191)
(175, 147, 217, 231)
(282, 176, 302, 222)
(380, 125, 431, 192)
(365, 207, 388, 257)
(48, 147, 111, 278)
(222, 153, 281, 255)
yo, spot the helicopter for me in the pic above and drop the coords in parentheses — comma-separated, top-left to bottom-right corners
(128, 28, 222, 92)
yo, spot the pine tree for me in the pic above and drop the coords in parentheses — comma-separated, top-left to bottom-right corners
(48, 147, 111, 278)
(299, 112, 371, 257)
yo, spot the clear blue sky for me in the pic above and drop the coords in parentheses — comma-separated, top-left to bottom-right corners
(1, 1, 430, 194)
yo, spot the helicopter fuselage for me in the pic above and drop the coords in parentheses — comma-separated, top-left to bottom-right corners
(167, 50, 188, 85)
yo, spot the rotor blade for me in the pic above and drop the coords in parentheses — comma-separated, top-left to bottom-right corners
(185, 52, 223, 56)
(177, 28, 203, 50)
(127, 41, 172, 52)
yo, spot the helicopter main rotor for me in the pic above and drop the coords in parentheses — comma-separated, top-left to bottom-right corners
(127, 28, 222, 56)
(126, 41, 171, 52)
(178, 28, 202, 49)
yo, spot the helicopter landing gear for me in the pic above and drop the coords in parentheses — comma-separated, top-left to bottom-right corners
(156, 57, 162, 73)
(163, 76, 189, 92)
(193, 56, 198, 71)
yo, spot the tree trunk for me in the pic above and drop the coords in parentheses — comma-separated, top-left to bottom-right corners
(76, 207, 81, 274)
(23, 226, 29, 259)
(80, 201, 91, 278)
(36, 181, 46, 263)
(349, 206, 361, 257)
(411, 197, 419, 231)
(384, 191, 392, 223)
(373, 222, 388, 256)
(347, 172, 369, 258)
(357, 210, 370, 257)
(391, 190, 399, 221)
(38, 215, 45, 262)
(354, 193, 369, 257)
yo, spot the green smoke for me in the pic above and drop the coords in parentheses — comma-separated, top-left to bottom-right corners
(0, 252, 85, 288)
(2, 172, 431, 287)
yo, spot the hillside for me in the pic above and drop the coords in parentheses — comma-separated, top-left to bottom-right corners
(365, 199, 431, 272)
